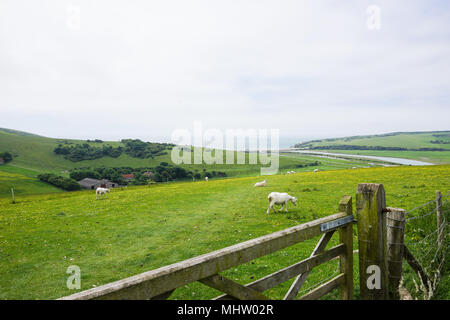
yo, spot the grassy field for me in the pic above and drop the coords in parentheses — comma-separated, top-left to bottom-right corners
(312, 150, 450, 165)
(0, 127, 392, 197)
(298, 131, 450, 150)
(0, 165, 448, 300)
(0, 169, 62, 197)
(294, 131, 450, 164)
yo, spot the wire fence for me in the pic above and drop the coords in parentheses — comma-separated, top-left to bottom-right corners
(280, 191, 449, 300)
(402, 195, 449, 300)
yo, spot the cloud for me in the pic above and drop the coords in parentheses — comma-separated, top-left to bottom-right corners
(0, 0, 449, 141)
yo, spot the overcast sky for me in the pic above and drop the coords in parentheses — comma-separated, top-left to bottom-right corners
(1, 0, 449, 144)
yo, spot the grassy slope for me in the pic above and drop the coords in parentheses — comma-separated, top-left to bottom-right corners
(0, 128, 173, 174)
(0, 128, 387, 197)
(303, 132, 450, 149)
(0, 165, 448, 299)
(0, 168, 62, 197)
(297, 131, 450, 164)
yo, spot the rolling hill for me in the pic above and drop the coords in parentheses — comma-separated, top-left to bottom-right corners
(293, 131, 450, 164)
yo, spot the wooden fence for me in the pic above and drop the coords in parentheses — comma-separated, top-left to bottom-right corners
(355, 184, 447, 300)
(60, 196, 354, 300)
(59, 183, 447, 300)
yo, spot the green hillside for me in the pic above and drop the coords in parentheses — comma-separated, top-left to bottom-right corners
(0, 128, 175, 174)
(0, 165, 448, 299)
(294, 131, 450, 164)
(0, 128, 386, 197)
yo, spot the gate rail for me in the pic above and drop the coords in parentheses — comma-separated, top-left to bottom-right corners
(60, 196, 354, 300)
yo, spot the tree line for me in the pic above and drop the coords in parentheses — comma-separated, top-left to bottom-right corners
(54, 139, 175, 162)
(69, 163, 227, 186)
(294, 145, 446, 152)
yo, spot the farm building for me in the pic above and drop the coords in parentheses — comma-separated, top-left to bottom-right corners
(78, 178, 118, 190)
(122, 173, 134, 181)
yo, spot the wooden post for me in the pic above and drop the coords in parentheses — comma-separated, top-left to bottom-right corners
(386, 207, 405, 300)
(338, 195, 354, 300)
(436, 191, 443, 254)
(356, 183, 388, 300)
(11, 188, 15, 204)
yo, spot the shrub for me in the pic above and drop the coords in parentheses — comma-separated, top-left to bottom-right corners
(38, 173, 81, 191)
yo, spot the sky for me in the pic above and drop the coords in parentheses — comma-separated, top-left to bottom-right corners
(0, 0, 449, 146)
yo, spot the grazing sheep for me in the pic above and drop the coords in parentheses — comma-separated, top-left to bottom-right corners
(267, 192, 297, 214)
(96, 187, 110, 200)
(205, 176, 209, 182)
(313, 169, 319, 173)
(254, 180, 267, 187)
(352, 167, 357, 169)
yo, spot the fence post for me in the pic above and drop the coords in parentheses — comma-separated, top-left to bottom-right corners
(436, 191, 443, 254)
(338, 195, 353, 300)
(11, 188, 15, 204)
(386, 207, 405, 300)
(356, 183, 388, 300)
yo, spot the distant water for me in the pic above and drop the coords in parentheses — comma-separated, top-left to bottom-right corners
(287, 150, 433, 166)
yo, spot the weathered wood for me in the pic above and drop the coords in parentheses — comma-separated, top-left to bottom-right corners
(59, 211, 348, 300)
(436, 191, 443, 255)
(200, 274, 269, 300)
(214, 244, 346, 300)
(298, 273, 345, 300)
(338, 195, 354, 300)
(150, 289, 174, 300)
(356, 183, 388, 300)
(283, 231, 335, 300)
(11, 188, 15, 204)
(403, 245, 430, 287)
(386, 207, 405, 300)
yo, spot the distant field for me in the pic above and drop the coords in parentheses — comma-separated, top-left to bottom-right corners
(0, 128, 392, 197)
(0, 169, 61, 197)
(318, 150, 450, 165)
(294, 131, 450, 164)
(297, 131, 450, 150)
(1, 165, 448, 299)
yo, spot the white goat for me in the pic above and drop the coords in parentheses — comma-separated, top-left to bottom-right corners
(96, 187, 110, 199)
(254, 180, 267, 187)
(205, 176, 209, 182)
(267, 192, 297, 214)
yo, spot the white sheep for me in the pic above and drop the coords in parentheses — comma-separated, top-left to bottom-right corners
(313, 169, 319, 173)
(267, 192, 297, 214)
(96, 187, 110, 199)
(205, 176, 209, 182)
(254, 180, 267, 187)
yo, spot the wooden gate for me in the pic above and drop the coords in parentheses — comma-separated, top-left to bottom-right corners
(60, 196, 354, 300)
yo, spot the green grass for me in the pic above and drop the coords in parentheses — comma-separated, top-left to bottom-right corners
(301, 131, 450, 150)
(295, 131, 450, 164)
(1, 127, 392, 197)
(0, 169, 62, 198)
(313, 150, 450, 165)
(0, 165, 449, 299)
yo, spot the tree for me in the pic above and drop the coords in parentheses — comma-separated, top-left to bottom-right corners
(0, 152, 13, 163)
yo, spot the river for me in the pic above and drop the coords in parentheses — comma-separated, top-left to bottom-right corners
(283, 150, 433, 166)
